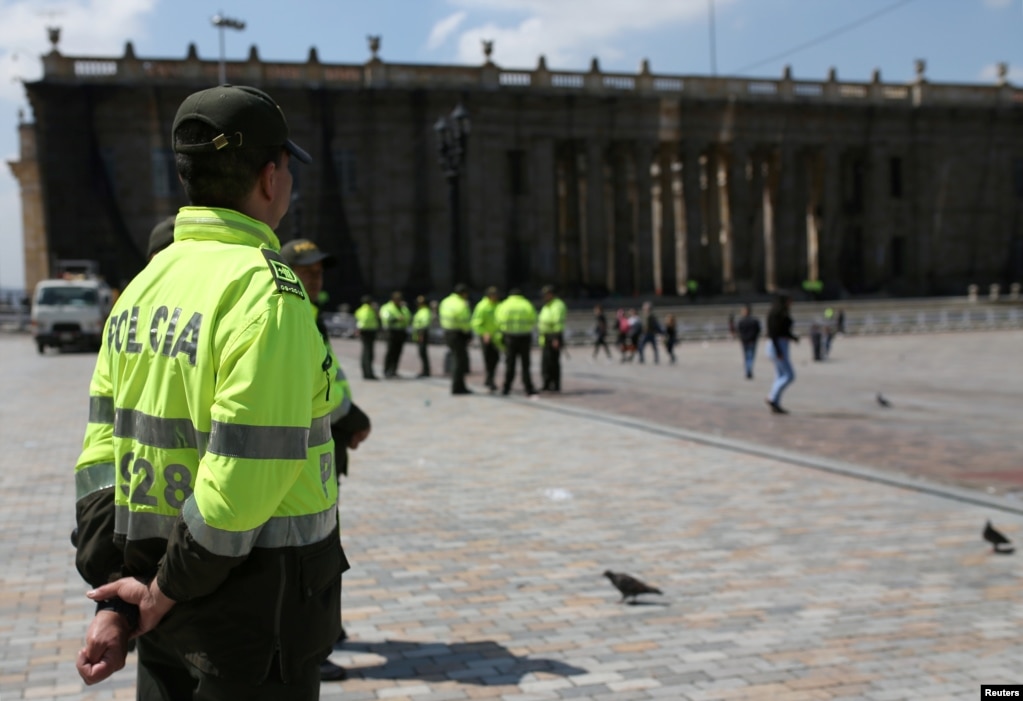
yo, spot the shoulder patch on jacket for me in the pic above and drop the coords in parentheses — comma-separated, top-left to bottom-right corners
(262, 249, 306, 299)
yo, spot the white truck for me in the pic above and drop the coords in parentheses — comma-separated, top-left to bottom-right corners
(30, 261, 113, 353)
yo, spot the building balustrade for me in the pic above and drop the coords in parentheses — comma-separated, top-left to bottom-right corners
(37, 42, 1021, 107)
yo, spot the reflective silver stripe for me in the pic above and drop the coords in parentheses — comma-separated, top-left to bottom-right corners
(182, 498, 336, 557)
(114, 505, 179, 540)
(114, 409, 206, 450)
(256, 508, 337, 549)
(89, 396, 115, 424)
(110, 408, 325, 457)
(208, 421, 308, 459)
(309, 415, 332, 448)
(75, 462, 115, 500)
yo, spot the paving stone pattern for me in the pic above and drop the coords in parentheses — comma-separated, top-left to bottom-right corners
(1, 330, 1021, 700)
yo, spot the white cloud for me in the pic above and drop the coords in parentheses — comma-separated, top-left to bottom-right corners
(428, 11, 468, 50)
(978, 61, 1023, 84)
(446, 0, 730, 69)
(0, 0, 156, 291)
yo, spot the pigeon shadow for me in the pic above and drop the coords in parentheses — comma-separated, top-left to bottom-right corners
(624, 599, 670, 607)
(336, 638, 588, 685)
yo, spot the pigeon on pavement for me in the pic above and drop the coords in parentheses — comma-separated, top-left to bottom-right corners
(603, 570, 663, 603)
(876, 393, 892, 408)
(983, 521, 1015, 554)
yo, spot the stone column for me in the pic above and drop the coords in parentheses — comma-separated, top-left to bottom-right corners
(818, 146, 842, 290)
(656, 148, 677, 296)
(761, 151, 779, 293)
(702, 149, 722, 294)
(650, 159, 664, 296)
(863, 144, 888, 289)
(681, 143, 705, 295)
(805, 148, 823, 284)
(585, 141, 609, 292)
(729, 144, 753, 292)
(670, 154, 687, 296)
(715, 147, 735, 293)
(530, 137, 558, 283)
(8, 120, 49, 295)
(554, 142, 582, 291)
(634, 141, 656, 294)
(602, 150, 618, 293)
(774, 144, 799, 288)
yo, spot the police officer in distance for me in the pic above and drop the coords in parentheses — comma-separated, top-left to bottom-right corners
(471, 286, 503, 392)
(379, 291, 411, 378)
(537, 284, 567, 392)
(495, 288, 538, 397)
(74, 85, 347, 700)
(354, 294, 380, 380)
(439, 283, 473, 394)
(282, 238, 371, 682)
(411, 295, 433, 377)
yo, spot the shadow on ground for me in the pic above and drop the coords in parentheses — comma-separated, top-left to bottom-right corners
(338, 638, 588, 685)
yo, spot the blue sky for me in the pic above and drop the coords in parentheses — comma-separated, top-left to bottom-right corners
(1, 0, 1020, 290)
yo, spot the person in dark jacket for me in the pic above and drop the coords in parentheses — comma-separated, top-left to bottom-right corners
(765, 293, 799, 414)
(735, 304, 761, 379)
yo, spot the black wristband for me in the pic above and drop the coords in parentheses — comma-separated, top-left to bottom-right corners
(95, 597, 140, 630)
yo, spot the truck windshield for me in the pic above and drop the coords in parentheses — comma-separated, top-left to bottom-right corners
(38, 287, 97, 306)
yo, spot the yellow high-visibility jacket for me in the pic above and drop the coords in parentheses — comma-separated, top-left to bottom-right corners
(74, 206, 346, 681)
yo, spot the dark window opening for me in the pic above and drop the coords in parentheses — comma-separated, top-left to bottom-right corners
(1012, 158, 1023, 200)
(889, 157, 903, 199)
(891, 236, 905, 277)
(507, 150, 527, 196)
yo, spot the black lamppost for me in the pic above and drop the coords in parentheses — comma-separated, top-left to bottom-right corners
(434, 104, 471, 286)
(211, 12, 245, 85)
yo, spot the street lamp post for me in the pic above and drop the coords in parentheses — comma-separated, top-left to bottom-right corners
(434, 104, 471, 286)
(211, 12, 245, 85)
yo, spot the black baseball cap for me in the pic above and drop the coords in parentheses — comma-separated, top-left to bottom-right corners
(172, 85, 311, 164)
(280, 239, 336, 268)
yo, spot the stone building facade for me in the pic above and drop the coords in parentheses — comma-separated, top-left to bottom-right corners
(9, 36, 1023, 303)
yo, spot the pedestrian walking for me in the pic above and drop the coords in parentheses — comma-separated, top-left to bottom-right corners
(592, 304, 613, 359)
(765, 293, 799, 414)
(663, 313, 678, 364)
(735, 304, 761, 379)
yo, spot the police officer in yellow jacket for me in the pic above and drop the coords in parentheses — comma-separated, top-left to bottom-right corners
(354, 295, 380, 380)
(74, 85, 346, 700)
(438, 283, 472, 394)
(282, 238, 371, 682)
(412, 295, 433, 377)
(538, 284, 567, 392)
(379, 291, 412, 378)
(495, 288, 538, 397)
(471, 286, 503, 392)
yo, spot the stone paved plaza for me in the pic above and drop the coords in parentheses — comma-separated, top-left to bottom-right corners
(1, 329, 1022, 700)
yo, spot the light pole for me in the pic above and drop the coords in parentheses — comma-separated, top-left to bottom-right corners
(434, 104, 471, 286)
(211, 12, 245, 85)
